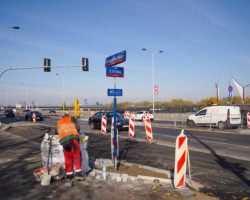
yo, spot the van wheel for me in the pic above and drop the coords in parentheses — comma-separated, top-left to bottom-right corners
(188, 120, 195, 127)
(218, 122, 225, 129)
(90, 122, 96, 130)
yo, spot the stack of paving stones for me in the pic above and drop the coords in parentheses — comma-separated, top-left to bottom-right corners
(88, 158, 171, 184)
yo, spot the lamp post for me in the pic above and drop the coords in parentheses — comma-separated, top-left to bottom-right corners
(142, 48, 163, 115)
(56, 74, 65, 113)
(1, 89, 7, 109)
(21, 83, 28, 109)
(0, 26, 20, 31)
(243, 84, 250, 103)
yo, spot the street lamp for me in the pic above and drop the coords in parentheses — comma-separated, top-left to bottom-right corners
(243, 83, 250, 103)
(142, 48, 163, 115)
(21, 83, 28, 109)
(56, 74, 65, 113)
(0, 26, 20, 31)
(1, 89, 8, 109)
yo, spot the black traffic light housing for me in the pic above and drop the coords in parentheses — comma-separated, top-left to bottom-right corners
(44, 58, 51, 72)
(82, 58, 89, 71)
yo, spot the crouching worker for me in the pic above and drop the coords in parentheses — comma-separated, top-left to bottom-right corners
(55, 113, 85, 182)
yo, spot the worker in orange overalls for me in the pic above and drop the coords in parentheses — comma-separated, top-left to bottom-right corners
(55, 113, 84, 183)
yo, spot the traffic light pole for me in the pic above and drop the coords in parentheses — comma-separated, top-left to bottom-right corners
(0, 64, 86, 78)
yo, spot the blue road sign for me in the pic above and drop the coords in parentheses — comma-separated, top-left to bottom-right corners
(84, 99, 88, 105)
(106, 66, 124, 77)
(107, 89, 123, 96)
(105, 51, 126, 67)
(96, 102, 99, 106)
(229, 92, 232, 98)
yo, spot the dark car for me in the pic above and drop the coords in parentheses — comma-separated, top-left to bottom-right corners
(89, 111, 129, 131)
(25, 111, 43, 121)
(48, 110, 56, 113)
(4, 109, 15, 117)
(23, 109, 30, 113)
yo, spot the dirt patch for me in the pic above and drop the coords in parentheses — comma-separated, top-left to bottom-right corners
(100, 164, 169, 179)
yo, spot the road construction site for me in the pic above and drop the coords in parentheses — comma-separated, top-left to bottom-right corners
(0, 113, 250, 200)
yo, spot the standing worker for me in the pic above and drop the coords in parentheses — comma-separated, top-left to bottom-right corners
(55, 113, 85, 183)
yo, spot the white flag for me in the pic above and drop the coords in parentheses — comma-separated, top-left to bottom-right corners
(232, 77, 243, 99)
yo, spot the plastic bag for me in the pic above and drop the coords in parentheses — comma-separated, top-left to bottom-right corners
(41, 133, 65, 169)
(79, 131, 91, 174)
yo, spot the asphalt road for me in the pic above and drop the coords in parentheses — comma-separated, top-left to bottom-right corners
(1, 114, 250, 199)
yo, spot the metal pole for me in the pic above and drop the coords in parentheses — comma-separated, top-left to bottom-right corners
(63, 75, 65, 113)
(6, 92, 7, 108)
(152, 53, 155, 115)
(114, 77, 117, 172)
(26, 87, 28, 109)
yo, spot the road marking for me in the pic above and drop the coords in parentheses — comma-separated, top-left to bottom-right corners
(195, 136, 227, 141)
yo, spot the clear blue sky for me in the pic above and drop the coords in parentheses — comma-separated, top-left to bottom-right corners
(1, 0, 250, 106)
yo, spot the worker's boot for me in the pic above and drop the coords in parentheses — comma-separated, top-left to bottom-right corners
(64, 175, 74, 187)
(75, 172, 85, 181)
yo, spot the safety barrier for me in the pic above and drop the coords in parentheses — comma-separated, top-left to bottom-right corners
(124, 111, 130, 119)
(101, 115, 107, 133)
(91, 111, 94, 116)
(247, 112, 250, 128)
(33, 113, 36, 123)
(144, 115, 153, 141)
(174, 129, 187, 189)
(16, 113, 19, 121)
(129, 116, 135, 138)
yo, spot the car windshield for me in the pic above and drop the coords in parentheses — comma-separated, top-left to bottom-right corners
(105, 112, 123, 118)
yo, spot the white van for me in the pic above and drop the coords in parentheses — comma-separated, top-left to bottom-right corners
(187, 106, 241, 129)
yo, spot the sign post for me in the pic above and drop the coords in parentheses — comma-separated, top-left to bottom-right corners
(105, 51, 126, 172)
(228, 85, 233, 104)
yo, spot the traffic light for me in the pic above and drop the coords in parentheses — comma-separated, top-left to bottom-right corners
(82, 58, 89, 71)
(44, 58, 51, 72)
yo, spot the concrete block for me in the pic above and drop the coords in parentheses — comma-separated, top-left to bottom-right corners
(122, 177, 128, 182)
(96, 175, 101, 180)
(130, 176, 137, 181)
(89, 172, 96, 177)
(138, 178, 144, 183)
(116, 177, 122, 182)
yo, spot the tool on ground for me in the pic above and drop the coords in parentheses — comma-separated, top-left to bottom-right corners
(50, 163, 65, 180)
(33, 168, 46, 182)
(41, 135, 52, 186)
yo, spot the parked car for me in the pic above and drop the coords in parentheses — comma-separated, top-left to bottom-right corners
(187, 106, 241, 129)
(89, 111, 129, 131)
(4, 109, 15, 117)
(23, 109, 30, 113)
(133, 111, 154, 121)
(48, 110, 56, 113)
(25, 111, 43, 121)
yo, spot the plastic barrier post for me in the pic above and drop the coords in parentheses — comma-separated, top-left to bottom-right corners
(17, 112, 19, 121)
(129, 116, 135, 138)
(101, 116, 107, 133)
(33, 113, 36, 123)
(174, 129, 187, 189)
(144, 115, 153, 141)
(91, 111, 94, 116)
(247, 112, 250, 129)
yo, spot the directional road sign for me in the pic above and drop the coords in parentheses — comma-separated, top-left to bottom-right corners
(106, 66, 124, 77)
(107, 89, 123, 96)
(105, 51, 126, 67)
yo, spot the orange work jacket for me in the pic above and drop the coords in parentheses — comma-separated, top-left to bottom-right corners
(57, 116, 79, 144)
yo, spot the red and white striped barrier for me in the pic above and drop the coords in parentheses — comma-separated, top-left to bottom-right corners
(101, 115, 107, 133)
(33, 113, 36, 123)
(129, 116, 135, 138)
(111, 117, 119, 159)
(124, 111, 130, 119)
(91, 111, 94, 116)
(144, 115, 153, 141)
(174, 129, 187, 189)
(17, 113, 19, 121)
(247, 112, 250, 129)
